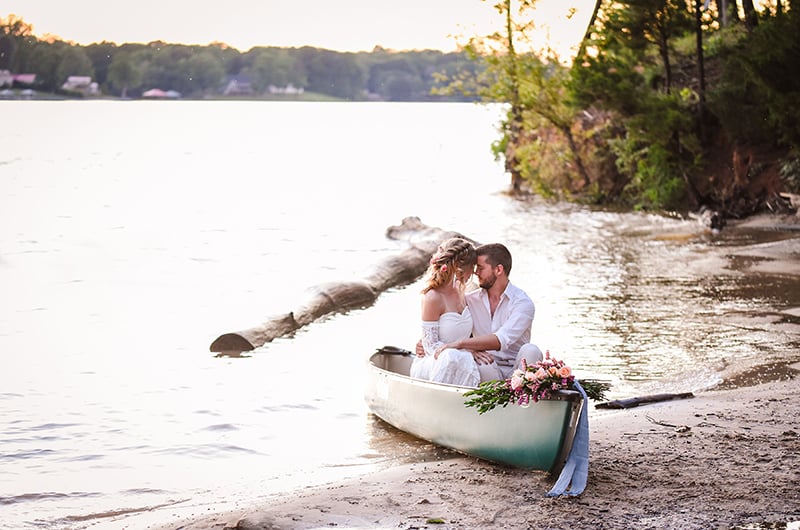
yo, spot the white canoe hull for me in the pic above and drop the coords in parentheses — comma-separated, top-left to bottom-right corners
(365, 350, 583, 471)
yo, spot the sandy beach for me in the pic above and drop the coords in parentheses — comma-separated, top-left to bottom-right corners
(150, 215, 800, 530)
(150, 369, 800, 530)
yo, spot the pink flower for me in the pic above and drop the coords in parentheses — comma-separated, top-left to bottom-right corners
(510, 372, 525, 391)
(559, 366, 572, 378)
(535, 367, 548, 380)
(441, 264, 447, 272)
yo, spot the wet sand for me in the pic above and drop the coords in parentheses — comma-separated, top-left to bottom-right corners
(150, 369, 799, 530)
(149, 214, 799, 530)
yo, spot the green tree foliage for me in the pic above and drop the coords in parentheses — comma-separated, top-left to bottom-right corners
(0, 14, 36, 74)
(708, 9, 800, 150)
(56, 46, 94, 86)
(84, 41, 118, 86)
(244, 47, 307, 92)
(301, 48, 365, 100)
(107, 50, 143, 98)
(433, 0, 797, 214)
(570, 0, 702, 210)
(435, 0, 540, 191)
(0, 15, 476, 101)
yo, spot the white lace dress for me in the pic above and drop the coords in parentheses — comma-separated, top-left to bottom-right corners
(409, 308, 480, 387)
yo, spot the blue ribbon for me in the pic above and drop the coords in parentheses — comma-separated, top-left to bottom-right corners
(547, 379, 589, 497)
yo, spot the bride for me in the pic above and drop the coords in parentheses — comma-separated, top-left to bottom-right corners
(410, 237, 480, 387)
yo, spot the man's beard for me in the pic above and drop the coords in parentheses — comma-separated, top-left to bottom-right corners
(479, 276, 495, 290)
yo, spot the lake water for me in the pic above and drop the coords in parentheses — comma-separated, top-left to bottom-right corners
(1, 101, 798, 529)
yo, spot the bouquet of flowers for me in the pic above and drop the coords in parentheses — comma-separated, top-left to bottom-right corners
(464, 351, 610, 414)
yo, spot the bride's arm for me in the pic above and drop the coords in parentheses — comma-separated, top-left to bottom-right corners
(421, 321, 446, 358)
(420, 290, 445, 357)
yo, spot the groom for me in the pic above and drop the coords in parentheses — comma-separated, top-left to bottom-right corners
(416, 242, 543, 382)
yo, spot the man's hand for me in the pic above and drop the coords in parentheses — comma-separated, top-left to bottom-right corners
(471, 350, 494, 365)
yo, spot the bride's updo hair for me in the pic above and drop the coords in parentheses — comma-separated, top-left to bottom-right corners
(422, 237, 477, 294)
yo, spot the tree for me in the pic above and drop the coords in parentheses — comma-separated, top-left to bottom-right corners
(246, 47, 307, 93)
(602, 0, 694, 94)
(741, 0, 759, 29)
(184, 49, 225, 95)
(107, 51, 143, 97)
(455, 0, 538, 191)
(303, 49, 365, 100)
(521, 58, 591, 188)
(56, 46, 94, 87)
(0, 14, 34, 71)
(576, 0, 603, 60)
(84, 41, 119, 86)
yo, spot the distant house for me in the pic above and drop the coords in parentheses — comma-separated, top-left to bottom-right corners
(142, 88, 167, 98)
(223, 75, 254, 96)
(267, 84, 305, 95)
(12, 73, 36, 87)
(141, 88, 181, 99)
(0, 70, 13, 88)
(62, 76, 100, 95)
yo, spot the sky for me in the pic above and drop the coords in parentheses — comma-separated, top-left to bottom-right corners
(2, 0, 594, 58)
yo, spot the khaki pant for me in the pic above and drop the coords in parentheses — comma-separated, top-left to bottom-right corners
(477, 343, 543, 382)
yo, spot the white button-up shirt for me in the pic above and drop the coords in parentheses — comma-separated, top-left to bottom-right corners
(466, 282, 535, 365)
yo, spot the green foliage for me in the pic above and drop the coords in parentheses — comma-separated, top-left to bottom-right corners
(0, 15, 476, 101)
(566, 0, 710, 210)
(107, 51, 143, 97)
(708, 11, 800, 150)
(464, 378, 611, 415)
(55, 46, 94, 86)
(780, 154, 800, 193)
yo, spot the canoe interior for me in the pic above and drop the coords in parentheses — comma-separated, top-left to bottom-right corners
(365, 351, 583, 472)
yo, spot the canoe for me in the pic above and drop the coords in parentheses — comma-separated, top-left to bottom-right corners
(365, 347, 584, 472)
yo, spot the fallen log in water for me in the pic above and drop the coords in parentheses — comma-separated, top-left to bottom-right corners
(209, 217, 477, 353)
(595, 392, 695, 410)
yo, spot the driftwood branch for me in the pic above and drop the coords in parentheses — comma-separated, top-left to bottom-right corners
(595, 392, 695, 410)
(209, 217, 477, 354)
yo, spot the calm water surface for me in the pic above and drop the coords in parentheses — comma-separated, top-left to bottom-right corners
(0, 101, 797, 529)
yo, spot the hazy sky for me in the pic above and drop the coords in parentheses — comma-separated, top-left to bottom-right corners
(3, 0, 593, 57)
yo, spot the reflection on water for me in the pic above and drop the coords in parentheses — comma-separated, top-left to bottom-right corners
(363, 415, 459, 465)
(495, 200, 800, 400)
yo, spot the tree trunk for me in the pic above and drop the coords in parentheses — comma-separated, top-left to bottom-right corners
(209, 217, 478, 354)
(561, 125, 591, 188)
(695, 0, 707, 141)
(505, 0, 524, 192)
(741, 0, 759, 30)
(659, 40, 672, 94)
(716, 0, 730, 27)
(577, 0, 603, 60)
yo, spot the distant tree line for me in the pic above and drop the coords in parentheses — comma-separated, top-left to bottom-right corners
(3, 3, 798, 218)
(439, 0, 799, 217)
(0, 14, 479, 101)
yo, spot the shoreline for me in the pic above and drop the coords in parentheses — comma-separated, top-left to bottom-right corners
(149, 369, 800, 530)
(143, 213, 800, 530)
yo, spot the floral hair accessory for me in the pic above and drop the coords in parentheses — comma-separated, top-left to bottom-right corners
(441, 264, 447, 272)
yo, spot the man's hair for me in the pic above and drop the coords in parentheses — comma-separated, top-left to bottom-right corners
(476, 243, 512, 276)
